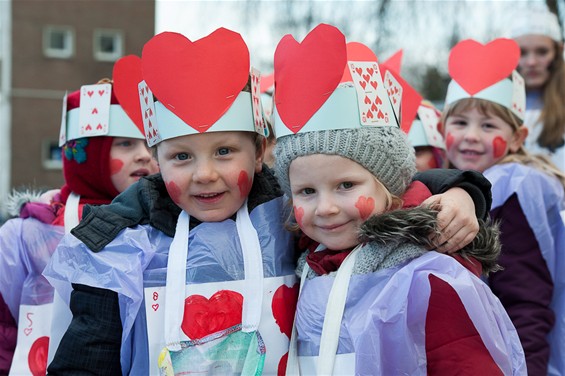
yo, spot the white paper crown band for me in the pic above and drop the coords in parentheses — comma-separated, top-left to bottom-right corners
(64, 105, 144, 142)
(151, 91, 256, 143)
(444, 74, 525, 121)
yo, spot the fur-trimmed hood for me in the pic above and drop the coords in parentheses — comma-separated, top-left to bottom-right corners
(359, 206, 501, 276)
(4, 189, 43, 218)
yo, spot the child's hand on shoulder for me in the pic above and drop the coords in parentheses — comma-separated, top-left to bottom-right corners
(422, 187, 479, 254)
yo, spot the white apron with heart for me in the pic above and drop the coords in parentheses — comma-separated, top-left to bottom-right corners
(9, 192, 79, 376)
(145, 203, 297, 375)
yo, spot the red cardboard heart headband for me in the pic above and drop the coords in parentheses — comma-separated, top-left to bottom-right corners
(448, 39, 520, 95)
(274, 23, 347, 133)
(112, 55, 145, 136)
(141, 28, 250, 133)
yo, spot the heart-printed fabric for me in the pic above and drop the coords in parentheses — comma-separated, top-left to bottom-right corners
(448, 39, 520, 96)
(274, 23, 347, 134)
(112, 55, 145, 135)
(142, 28, 250, 133)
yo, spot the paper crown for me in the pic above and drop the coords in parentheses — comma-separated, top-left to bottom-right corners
(116, 28, 267, 147)
(509, 7, 563, 42)
(58, 82, 145, 147)
(272, 24, 400, 139)
(407, 102, 445, 149)
(444, 38, 525, 120)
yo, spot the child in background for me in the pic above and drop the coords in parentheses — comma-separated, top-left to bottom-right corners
(0, 77, 157, 375)
(273, 25, 525, 375)
(509, 6, 565, 171)
(407, 100, 447, 171)
(46, 27, 497, 375)
(443, 38, 565, 376)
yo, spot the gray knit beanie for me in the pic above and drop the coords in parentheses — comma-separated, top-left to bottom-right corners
(274, 125, 416, 198)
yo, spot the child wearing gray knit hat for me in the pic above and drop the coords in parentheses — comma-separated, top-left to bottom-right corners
(274, 24, 525, 376)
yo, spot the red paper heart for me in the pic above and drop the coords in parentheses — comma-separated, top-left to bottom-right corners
(182, 290, 243, 340)
(271, 283, 299, 338)
(142, 29, 249, 133)
(113, 55, 145, 135)
(274, 24, 346, 133)
(448, 39, 520, 95)
(341, 42, 378, 83)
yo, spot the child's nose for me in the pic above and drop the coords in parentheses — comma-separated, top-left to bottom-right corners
(463, 127, 481, 142)
(314, 194, 339, 216)
(135, 144, 153, 162)
(193, 160, 218, 183)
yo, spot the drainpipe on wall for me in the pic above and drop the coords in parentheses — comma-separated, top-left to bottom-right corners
(0, 0, 12, 220)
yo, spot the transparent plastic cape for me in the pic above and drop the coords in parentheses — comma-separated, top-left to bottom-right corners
(0, 218, 64, 320)
(44, 197, 296, 374)
(485, 162, 565, 376)
(295, 252, 526, 375)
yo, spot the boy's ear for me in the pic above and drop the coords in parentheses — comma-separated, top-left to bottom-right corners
(509, 126, 528, 153)
(255, 136, 267, 173)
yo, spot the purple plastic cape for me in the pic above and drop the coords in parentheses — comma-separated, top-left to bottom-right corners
(44, 197, 296, 375)
(485, 162, 565, 376)
(294, 251, 526, 375)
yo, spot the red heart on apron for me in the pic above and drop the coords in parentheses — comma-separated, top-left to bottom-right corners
(112, 55, 145, 135)
(274, 24, 346, 133)
(448, 39, 520, 95)
(182, 290, 243, 340)
(271, 283, 299, 338)
(141, 29, 249, 133)
(28, 336, 49, 376)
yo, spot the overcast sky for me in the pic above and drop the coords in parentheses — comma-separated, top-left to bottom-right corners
(155, 0, 561, 80)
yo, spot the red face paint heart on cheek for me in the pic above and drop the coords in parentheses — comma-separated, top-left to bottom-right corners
(355, 196, 375, 221)
(110, 158, 124, 175)
(492, 136, 508, 159)
(237, 170, 253, 198)
(293, 206, 304, 228)
(165, 180, 182, 204)
(445, 133, 455, 151)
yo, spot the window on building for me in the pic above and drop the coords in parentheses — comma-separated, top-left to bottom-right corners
(43, 26, 74, 59)
(42, 140, 62, 170)
(93, 29, 124, 62)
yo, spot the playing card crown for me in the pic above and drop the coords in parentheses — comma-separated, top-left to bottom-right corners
(131, 28, 265, 146)
(272, 24, 400, 139)
(445, 38, 525, 120)
(59, 81, 146, 147)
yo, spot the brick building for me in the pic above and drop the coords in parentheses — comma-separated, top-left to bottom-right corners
(0, 0, 154, 216)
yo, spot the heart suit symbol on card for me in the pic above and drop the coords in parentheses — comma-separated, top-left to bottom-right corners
(341, 42, 378, 83)
(113, 55, 146, 135)
(448, 39, 520, 95)
(142, 29, 249, 133)
(274, 24, 346, 133)
(182, 290, 243, 340)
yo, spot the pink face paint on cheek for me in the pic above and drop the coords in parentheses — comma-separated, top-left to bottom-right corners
(293, 206, 304, 228)
(427, 157, 438, 170)
(355, 196, 375, 221)
(445, 133, 454, 151)
(237, 170, 253, 198)
(165, 180, 182, 204)
(110, 159, 124, 175)
(492, 136, 507, 159)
